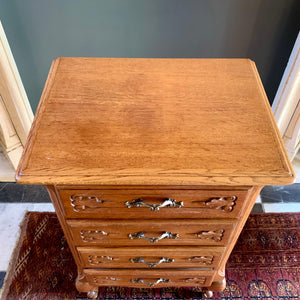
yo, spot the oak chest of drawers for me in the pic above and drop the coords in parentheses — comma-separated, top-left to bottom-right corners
(16, 58, 295, 298)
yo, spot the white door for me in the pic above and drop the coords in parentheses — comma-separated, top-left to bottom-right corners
(0, 20, 33, 181)
(272, 31, 300, 161)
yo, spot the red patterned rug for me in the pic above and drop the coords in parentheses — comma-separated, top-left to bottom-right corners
(1, 212, 300, 300)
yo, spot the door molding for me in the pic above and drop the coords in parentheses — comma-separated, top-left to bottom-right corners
(0, 20, 33, 173)
(272, 31, 300, 161)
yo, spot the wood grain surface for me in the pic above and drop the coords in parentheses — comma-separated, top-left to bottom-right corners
(16, 58, 296, 296)
(77, 246, 224, 269)
(16, 58, 294, 186)
(59, 188, 250, 219)
(83, 269, 215, 287)
(67, 218, 236, 246)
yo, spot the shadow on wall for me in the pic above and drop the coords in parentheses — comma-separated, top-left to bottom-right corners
(247, 0, 300, 102)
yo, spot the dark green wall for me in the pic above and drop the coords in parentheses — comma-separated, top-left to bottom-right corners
(1, 0, 299, 112)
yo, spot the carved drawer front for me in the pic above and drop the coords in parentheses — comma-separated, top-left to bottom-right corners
(84, 269, 215, 288)
(59, 188, 250, 219)
(67, 219, 235, 246)
(78, 246, 224, 269)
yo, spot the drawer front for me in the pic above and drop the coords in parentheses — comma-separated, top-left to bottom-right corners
(84, 269, 215, 288)
(78, 246, 224, 269)
(59, 188, 250, 219)
(68, 219, 236, 246)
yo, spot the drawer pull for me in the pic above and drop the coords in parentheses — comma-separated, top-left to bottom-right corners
(130, 257, 174, 267)
(128, 231, 179, 243)
(131, 278, 170, 287)
(125, 198, 183, 211)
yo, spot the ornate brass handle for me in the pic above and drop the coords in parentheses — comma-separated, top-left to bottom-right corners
(130, 257, 174, 267)
(124, 198, 183, 211)
(128, 231, 179, 243)
(131, 278, 170, 287)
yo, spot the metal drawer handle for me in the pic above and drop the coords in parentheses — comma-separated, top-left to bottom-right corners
(128, 231, 179, 243)
(130, 257, 174, 267)
(131, 278, 170, 287)
(125, 198, 183, 211)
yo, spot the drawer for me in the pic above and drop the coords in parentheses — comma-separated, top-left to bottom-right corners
(84, 269, 215, 287)
(78, 246, 224, 269)
(68, 219, 236, 246)
(59, 188, 250, 219)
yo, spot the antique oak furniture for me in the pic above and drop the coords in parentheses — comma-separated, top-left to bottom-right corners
(16, 58, 295, 298)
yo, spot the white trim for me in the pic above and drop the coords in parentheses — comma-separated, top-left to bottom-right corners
(0, 20, 33, 177)
(0, 20, 33, 146)
(272, 31, 300, 161)
(292, 151, 300, 183)
(0, 146, 15, 181)
(0, 94, 23, 169)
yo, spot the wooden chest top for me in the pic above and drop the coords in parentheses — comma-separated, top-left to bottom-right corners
(16, 58, 294, 186)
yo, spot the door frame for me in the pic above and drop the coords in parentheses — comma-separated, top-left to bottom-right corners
(272, 31, 300, 161)
(0, 20, 33, 175)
